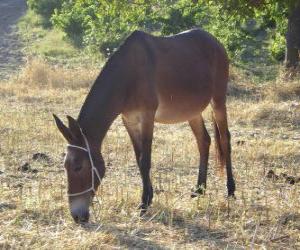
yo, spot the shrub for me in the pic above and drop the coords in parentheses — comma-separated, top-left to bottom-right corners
(51, 1, 93, 46)
(160, 1, 251, 62)
(28, 0, 288, 66)
(52, 0, 162, 55)
(27, 0, 63, 20)
(269, 33, 286, 61)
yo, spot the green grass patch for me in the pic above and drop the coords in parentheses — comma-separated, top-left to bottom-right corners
(17, 10, 103, 66)
(30, 29, 77, 58)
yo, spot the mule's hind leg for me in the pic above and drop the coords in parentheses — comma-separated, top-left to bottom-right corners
(122, 111, 155, 214)
(189, 115, 211, 197)
(212, 101, 236, 197)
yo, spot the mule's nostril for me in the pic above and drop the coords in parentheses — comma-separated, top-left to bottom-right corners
(71, 210, 89, 224)
(80, 211, 89, 223)
(79, 217, 88, 223)
(73, 215, 79, 223)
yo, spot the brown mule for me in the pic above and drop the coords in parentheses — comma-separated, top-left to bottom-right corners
(53, 28, 235, 223)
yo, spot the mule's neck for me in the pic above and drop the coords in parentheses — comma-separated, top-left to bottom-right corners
(77, 56, 128, 149)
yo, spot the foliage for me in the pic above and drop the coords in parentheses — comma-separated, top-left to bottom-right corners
(50, 0, 256, 61)
(28, 0, 292, 64)
(52, 0, 168, 55)
(27, 0, 63, 26)
(160, 1, 267, 63)
(210, 0, 299, 62)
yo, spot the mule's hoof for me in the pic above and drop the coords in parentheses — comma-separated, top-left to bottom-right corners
(140, 209, 147, 216)
(191, 187, 205, 198)
(138, 203, 148, 216)
(227, 181, 236, 198)
(191, 192, 199, 198)
(227, 193, 236, 199)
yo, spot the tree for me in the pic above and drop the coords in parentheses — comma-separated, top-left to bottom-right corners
(211, 0, 300, 69)
(286, 2, 300, 68)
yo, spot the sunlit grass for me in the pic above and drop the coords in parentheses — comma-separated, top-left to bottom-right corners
(17, 10, 103, 66)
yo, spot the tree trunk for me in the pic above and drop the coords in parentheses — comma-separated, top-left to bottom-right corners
(285, 2, 300, 68)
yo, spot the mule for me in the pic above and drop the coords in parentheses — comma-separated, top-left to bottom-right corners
(53, 28, 235, 223)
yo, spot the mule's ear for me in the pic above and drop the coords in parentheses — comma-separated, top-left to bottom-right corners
(67, 115, 82, 140)
(53, 114, 74, 143)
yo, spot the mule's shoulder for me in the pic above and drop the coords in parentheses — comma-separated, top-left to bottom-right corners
(123, 30, 155, 64)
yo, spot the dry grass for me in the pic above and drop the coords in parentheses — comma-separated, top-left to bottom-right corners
(16, 58, 99, 89)
(0, 61, 299, 249)
(265, 82, 300, 102)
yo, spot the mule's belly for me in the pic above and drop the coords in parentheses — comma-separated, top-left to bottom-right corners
(155, 108, 202, 123)
(154, 94, 210, 124)
(152, 56, 214, 123)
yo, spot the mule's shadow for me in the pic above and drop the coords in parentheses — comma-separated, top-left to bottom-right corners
(82, 222, 166, 250)
(82, 205, 238, 249)
(142, 207, 231, 248)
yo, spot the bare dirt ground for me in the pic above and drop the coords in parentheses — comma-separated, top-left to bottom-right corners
(0, 0, 26, 80)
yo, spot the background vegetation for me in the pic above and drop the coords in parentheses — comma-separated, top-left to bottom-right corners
(25, 0, 297, 70)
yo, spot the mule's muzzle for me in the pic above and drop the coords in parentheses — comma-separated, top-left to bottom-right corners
(69, 196, 91, 223)
(71, 208, 89, 223)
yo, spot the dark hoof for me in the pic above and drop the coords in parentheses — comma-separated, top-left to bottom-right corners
(227, 181, 236, 198)
(227, 193, 236, 199)
(138, 203, 148, 216)
(191, 187, 205, 198)
(140, 209, 147, 216)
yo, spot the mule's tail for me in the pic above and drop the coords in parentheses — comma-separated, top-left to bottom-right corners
(212, 115, 225, 174)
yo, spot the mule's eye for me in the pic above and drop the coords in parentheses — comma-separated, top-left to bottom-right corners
(73, 164, 82, 172)
(72, 158, 82, 171)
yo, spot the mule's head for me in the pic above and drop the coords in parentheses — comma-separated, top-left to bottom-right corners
(53, 114, 104, 223)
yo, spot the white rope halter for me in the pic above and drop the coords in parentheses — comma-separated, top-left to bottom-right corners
(67, 132, 102, 197)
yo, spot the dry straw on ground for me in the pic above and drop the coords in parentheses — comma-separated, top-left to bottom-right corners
(16, 58, 99, 89)
(0, 61, 299, 249)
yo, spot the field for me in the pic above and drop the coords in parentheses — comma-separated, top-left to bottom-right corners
(0, 59, 299, 249)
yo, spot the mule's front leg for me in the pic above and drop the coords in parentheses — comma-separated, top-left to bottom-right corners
(136, 113, 155, 214)
(122, 111, 155, 215)
(138, 149, 153, 213)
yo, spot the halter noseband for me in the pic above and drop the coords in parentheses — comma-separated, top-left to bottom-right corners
(66, 132, 102, 197)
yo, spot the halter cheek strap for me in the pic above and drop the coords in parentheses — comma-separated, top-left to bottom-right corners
(66, 132, 102, 197)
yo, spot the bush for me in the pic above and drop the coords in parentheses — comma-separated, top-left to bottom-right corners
(28, 0, 288, 65)
(52, 0, 163, 55)
(51, 0, 252, 59)
(269, 33, 286, 61)
(160, 1, 251, 62)
(27, 0, 63, 26)
(51, 1, 93, 46)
